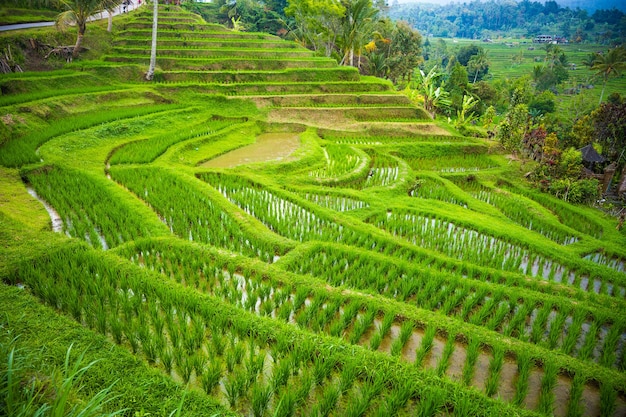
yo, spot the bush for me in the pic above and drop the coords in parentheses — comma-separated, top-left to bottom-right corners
(549, 178, 599, 204)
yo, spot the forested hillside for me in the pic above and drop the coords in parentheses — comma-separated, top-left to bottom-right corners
(389, 0, 625, 42)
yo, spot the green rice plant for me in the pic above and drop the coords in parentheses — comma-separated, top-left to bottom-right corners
(530, 303, 553, 345)
(451, 391, 480, 416)
(600, 321, 623, 368)
(176, 355, 193, 385)
(211, 330, 226, 356)
(191, 352, 207, 378)
(271, 358, 291, 391)
(566, 373, 585, 417)
(537, 361, 559, 415)
(0, 104, 177, 167)
(224, 373, 242, 407)
(0, 342, 125, 417)
(111, 166, 281, 259)
(344, 391, 370, 417)
(599, 382, 617, 417)
(293, 287, 309, 312)
(545, 308, 569, 350)
(201, 172, 348, 244)
(435, 333, 456, 377)
(369, 331, 383, 351)
(512, 352, 532, 407)
(576, 321, 598, 361)
(160, 346, 173, 375)
(312, 356, 335, 386)
(317, 385, 340, 417)
(339, 362, 359, 394)
(485, 300, 512, 331)
(561, 310, 586, 355)
(416, 390, 445, 417)
(484, 346, 504, 397)
(391, 320, 414, 357)
(277, 300, 293, 322)
(251, 382, 273, 417)
(273, 390, 295, 417)
(201, 360, 223, 395)
(415, 326, 436, 368)
(245, 349, 265, 386)
(462, 337, 480, 386)
(26, 165, 160, 249)
(381, 381, 413, 415)
(294, 370, 312, 406)
(349, 308, 376, 344)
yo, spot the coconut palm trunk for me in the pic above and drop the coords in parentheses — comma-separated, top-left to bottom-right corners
(145, 0, 158, 80)
(73, 22, 87, 57)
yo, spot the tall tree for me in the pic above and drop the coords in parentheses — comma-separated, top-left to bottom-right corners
(145, 0, 158, 80)
(591, 46, 626, 105)
(467, 47, 488, 83)
(285, 0, 345, 56)
(338, 0, 378, 67)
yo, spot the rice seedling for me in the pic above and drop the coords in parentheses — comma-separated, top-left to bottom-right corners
(416, 390, 445, 417)
(537, 361, 559, 415)
(339, 362, 359, 394)
(251, 382, 273, 417)
(317, 385, 340, 417)
(566, 373, 585, 417)
(273, 390, 296, 417)
(484, 346, 504, 397)
(512, 351, 532, 407)
(294, 370, 313, 406)
(224, 373, 242, 407)
(202, 360, 223, 395)
(415, 325, 436, 368)
(435, 333, 456, 377)
(271, 358, 292, 391)
(599, 382, 617, 417)
(561, 310, 587, 354)
(349, 308, 376, 344)
(462, 337, 480, 387)
(599, 321, 623, 368)
(312, 356, 335, 387)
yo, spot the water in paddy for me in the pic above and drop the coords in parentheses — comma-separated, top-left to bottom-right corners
(202, 133, 300, 168)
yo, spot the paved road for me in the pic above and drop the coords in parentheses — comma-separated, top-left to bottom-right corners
(0, 2, 141, 32)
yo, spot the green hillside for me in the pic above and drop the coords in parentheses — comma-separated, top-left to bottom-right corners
(1, 5, 625, 417)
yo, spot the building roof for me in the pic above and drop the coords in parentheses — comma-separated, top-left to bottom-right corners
(579, 144, 606, 163)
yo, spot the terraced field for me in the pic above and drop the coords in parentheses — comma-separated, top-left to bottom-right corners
(1, 5, 625, 417)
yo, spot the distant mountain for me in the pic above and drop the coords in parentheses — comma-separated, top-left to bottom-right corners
(392, 0, 626, 13)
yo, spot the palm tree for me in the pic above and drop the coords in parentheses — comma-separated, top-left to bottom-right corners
(468, 48, 489, 83)
(145, 0, 158, 80)
(57, 0, 121, 57)
(591, 46, 626, 105)
(339, 0, 378, 67)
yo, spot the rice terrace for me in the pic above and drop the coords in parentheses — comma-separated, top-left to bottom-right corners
(1, 2, 626, 417)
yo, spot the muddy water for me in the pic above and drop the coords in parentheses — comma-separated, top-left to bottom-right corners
(424, 336, 445, 369)
(445, 342, 467, 382)
(27, 187, 63, 232)
(201, 133, 301, 168)
(472, 352, 492, 391)
(401, 331, 424, 363)
(553, 375, 572, 417)
(378, 324, 400, 354)
(523, 368, 543, 410)
(496, 359, 519, 402)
